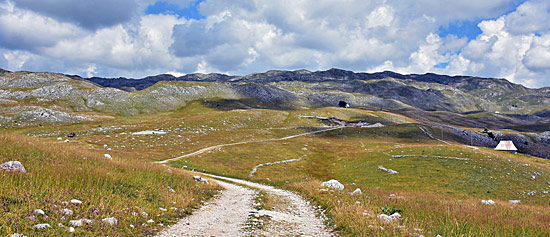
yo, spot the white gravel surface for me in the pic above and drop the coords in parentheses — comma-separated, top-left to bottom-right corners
(157, 180, 256, 237)
(157, 173, 332, 236)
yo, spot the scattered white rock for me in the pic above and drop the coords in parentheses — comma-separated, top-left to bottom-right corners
(168, 186, 176, 193)
(391, 212, 401, 219)
(102, 217, 117, 226)
(193, 176, 208, 183)
(378, 212, 401, 222)
(64, 139, 70, 143)
(378, 166, 398, 174)
(104, 154, 112, 159)
(81, 219, 93, 225)
(68, 227, 75, 233)
(481, 200, 495, 205)
(147, 219, 155, 223)
(350, 188, 362, 195)
(167, 168, 172, 174)
(60, 208, 73, 216)
(10, 234, 26, 237)
(130, 224, 135, 228)
(34, 223, 50, 229)
(57, 137, 63, 141)
(321, 179, 344, 190)
(141, 211, 148, 217)
(531, 176, 536, 180)
(70, 199, 82, 205)
(509, 200, 521, 204)
(34, 209, 45, 215)
(160, 208, 167, 212)
(132, 130, 167, 135)
(70, 220, 83, 227)
(0, 161, 26, 173)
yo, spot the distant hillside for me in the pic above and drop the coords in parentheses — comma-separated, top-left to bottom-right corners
(1, 68, 549, 131)
(75, 68, 550, 114)
(78, 69, 491, 89)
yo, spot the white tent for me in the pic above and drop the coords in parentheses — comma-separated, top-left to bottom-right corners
(495, 141, 517, 153)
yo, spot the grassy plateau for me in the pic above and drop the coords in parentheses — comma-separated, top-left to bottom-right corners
(2, 100, 550, 236)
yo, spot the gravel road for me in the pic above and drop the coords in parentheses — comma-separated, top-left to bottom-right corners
(157, 174, 332, 237)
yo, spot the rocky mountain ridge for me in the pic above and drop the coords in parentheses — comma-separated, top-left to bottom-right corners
(78, 68, 541, 90)
(1, 68, 549, 128)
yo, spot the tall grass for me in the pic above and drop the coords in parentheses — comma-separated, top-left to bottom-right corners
(0, 134, 219, 236)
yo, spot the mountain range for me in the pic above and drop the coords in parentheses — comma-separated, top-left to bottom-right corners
(1, 68, 549, 158)
(72, 68, 550, 116)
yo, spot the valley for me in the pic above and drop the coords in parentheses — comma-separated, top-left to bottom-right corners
(1, 69, 550, 236)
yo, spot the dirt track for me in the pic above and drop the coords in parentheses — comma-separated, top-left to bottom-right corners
(156, 173, 332, 236)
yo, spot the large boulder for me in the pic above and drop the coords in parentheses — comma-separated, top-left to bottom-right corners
(321, 179, 344, 190)
(0, 161, 26, 173)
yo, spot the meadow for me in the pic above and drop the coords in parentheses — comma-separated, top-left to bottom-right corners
(0, 133, 219, 236)
(3, 100, 550, 236)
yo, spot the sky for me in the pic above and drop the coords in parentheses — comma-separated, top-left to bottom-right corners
(0, 0, 549, 88)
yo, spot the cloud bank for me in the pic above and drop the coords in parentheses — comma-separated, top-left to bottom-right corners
(0, 0, 549, 87)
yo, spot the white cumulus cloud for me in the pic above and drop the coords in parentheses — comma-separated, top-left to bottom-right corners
(0, 0, 549, 87)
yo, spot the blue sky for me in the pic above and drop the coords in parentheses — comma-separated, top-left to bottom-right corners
(0, 0, 549, 87)
(145, 0, 205, 20)
(438, 21, 482, 40)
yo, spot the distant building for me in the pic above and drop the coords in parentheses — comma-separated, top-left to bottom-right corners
(495, 140, 517, 153)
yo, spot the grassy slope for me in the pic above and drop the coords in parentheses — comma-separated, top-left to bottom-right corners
(0, 133, 219, 236)
(157, 104, 550, 236)
(4, 100, 550, 236)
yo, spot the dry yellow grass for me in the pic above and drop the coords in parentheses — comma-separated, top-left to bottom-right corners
(0, 134, 220, 236)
